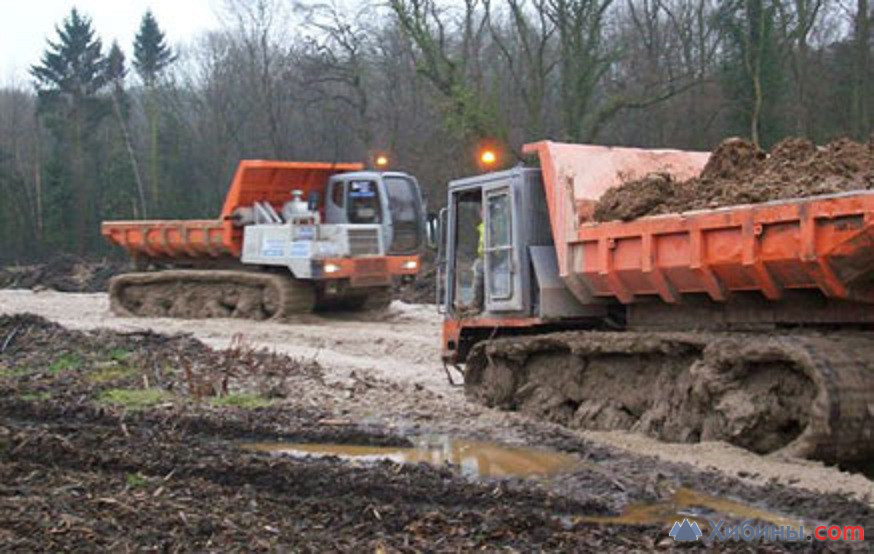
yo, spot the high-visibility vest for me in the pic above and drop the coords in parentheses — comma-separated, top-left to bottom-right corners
(477, 222, 484, 256)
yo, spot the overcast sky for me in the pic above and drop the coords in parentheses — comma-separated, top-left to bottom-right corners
(0, 0, 223, 83)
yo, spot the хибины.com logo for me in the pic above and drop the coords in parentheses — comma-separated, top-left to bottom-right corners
(669, 519, 703, 541)
(669, 519, 863, 543)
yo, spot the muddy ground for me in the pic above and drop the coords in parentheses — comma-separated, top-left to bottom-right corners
(595, 137, 874, 221)
(0, 255, 126, 293)
(2, 293, 874, 550)
(1, 255, 439, 306)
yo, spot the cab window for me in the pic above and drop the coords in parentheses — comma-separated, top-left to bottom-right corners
(485, 191, 512, 299)
(347, 180, 381, 223)
(384, 176, 420, 252)
(331, 181, 345, 208)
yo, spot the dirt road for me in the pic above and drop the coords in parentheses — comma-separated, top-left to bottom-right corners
(0, 289, 445, 391)
(2, 289, 874, 550)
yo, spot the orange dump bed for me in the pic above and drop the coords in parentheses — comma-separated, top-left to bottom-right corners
(102, 160, 362, 259)
(524, 141, 874, 305)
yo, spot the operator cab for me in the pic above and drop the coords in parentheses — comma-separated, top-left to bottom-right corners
(325, 171, 426, 255)
(438, 167, 594, 321)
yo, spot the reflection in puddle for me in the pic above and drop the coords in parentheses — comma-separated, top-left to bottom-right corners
(242, 437, 581, 478)
(580, 487, 803, 529)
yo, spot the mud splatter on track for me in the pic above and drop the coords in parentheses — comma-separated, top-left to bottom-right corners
(465, 331, 874, 464)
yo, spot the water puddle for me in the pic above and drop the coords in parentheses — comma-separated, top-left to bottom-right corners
(242, 437, 581, 479)
(579, 487, 803, 529)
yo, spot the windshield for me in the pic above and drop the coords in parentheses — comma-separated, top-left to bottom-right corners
(384, 176, 421, 253)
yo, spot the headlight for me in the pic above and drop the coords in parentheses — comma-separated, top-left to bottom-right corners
(324, 263, 341, 274)
(402, 260, 418, 270)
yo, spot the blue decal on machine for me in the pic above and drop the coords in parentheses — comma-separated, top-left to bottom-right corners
(296, 226, 316, 240)
(290, 241, 312, 258)
(261, 238, 285, 258)
(349, 181, 376, 197)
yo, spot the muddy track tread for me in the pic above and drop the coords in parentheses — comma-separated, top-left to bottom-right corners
(109, 270, 316, 320)
(359, 287, 392, 312)
(270, 273, 316, 318)
(314, 286, 393, 312)
(465, 330, 874, 464)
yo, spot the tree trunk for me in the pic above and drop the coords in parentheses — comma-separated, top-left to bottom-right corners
(147, 87, 160, 211)
(111, 91, 148, 218)
(853, 0, 870, 139)
(34, 119, 44, 242)
(72, 101, 86, 255)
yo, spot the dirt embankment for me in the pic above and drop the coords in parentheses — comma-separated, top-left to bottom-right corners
(0, 254, 126, 293)
(594, 137, 874, 221)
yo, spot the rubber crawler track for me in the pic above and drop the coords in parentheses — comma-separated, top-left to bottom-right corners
(109, 270, 318, 320)
(464, 331, 874, 464)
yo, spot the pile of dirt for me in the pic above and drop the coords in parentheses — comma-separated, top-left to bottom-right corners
(594, 137, 874, 221)
(0, 254, 126, 293)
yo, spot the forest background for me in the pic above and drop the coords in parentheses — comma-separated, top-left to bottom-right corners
(0, 0, 869, 261)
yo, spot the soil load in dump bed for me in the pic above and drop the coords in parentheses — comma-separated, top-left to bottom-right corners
(594, 137, 874, 221)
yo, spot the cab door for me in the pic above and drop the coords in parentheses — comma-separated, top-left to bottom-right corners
(382, 174, 424, 254)
(483, 181, 523, 312)
(324, 177, 347, 224)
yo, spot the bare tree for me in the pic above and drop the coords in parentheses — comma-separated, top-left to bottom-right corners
(299, 1, 376, 150)
(485, 0, 557, 138)
(777, 0, 825, 135)
(389, 0, 500, 141)
(852, 0, 871, 138)
(221, 0, 295, 157)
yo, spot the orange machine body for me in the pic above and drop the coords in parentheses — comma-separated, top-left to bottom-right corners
(443, 141, 874, 362)
(102, 160, 420, 281)
(102, 160, 362, 259)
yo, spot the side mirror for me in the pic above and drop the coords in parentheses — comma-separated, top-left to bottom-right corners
(425, 212, 439, 250)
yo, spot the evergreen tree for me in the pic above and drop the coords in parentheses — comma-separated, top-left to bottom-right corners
(133, 10, 175, 86)
(30, 8, 109, 254)
(106, 42, 127, 90)
(31, 8, 108, 100)
(106, 41, 147, 218)
(133, 10, 175, 211)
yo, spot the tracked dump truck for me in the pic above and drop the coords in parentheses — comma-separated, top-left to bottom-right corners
(103, 160, 425, 319)
(439, 141, 874, 464)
